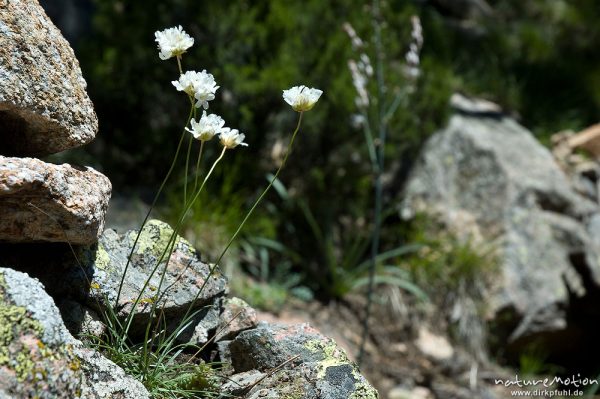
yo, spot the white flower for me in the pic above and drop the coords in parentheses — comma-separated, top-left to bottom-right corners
(282, 85, 323, 112)
(171, 70, 219, 109)
(172, 71, 203, 96)
(185, 112, 225, 141)
(154, 25, 194, 60)
(219, 128, 248, 149)
(192, 70, 219, 110)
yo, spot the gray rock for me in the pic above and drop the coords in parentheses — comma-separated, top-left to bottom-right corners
(0, 219, 228, 337)
(215, 297, 258, 342)
(219, 370, 265, 397)
(174, 299, 222, 346)
(58, 299, 106, 339)
(227, 322, 378, 398)
(0, 156, 112, 244)
(0, 267, 149, 399)
(217, 340, 233, 372)
(35, 220, 226, 337)
(400, 110, 600, 342)
(0, 0, 98, 156)
(83, 220, 228, 336)
(76, 347, 150, 399)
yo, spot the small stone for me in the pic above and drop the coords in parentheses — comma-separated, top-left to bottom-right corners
(415, 327, 454, 362)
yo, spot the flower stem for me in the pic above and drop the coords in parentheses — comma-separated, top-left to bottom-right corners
(213, 112, 302, 277)
(176, 55, 183, 75)
(358, 0, 387, 366)
(142, 145, 228, 322)
(193, 140, 205, 194)
(183, 97, 197, 207)
(178, 112, 304, 330)
(115, 104, 194, 308)
(125, 146, 228, 354)
(184, 134, 193, 206)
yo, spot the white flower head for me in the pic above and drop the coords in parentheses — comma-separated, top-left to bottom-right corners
(282, 85, 323, 112)
(219, 128, 248, 149)
(172, 71, 203, 96)
(154, 25, 194, 60)
(186, 111, 225, 141)
(193, 70, 219, 110)
(172, 70, 219, 108)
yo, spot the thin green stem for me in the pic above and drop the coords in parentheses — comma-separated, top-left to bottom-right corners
(176, 55, 183, 75)
(184, 134, 193, 206)
(139, 164, 227, 377)
(359, 0, 387, 366)
(213, 112, 303, 280)
(126, 146, 228, 354)
(115, 104, 194, 307)
(178, 112, 304, 334)
(193, 140, 205, 193)
(360, 109, 377, 169)
(183, 97, 197, 207)
(384, 90, 406, 123)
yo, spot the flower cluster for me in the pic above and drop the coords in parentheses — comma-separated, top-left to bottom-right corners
(154, 26, 194, 60)
(185, 112, 247, 148)
(185, 111, 225, 141)
(172, 70, 219, 109)
(156, 25, 245, 148)
(219, 128, 248, 149)
(156, 25, 322, 149)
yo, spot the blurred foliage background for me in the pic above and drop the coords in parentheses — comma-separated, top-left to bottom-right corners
(42, 0, 600, 304)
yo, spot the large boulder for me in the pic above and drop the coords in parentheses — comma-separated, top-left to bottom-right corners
(0, 267, 149, 398)
(223, 323, 379, 398)
(400, 95, 600, 347)
(0, 156, 111, 244)
(0, 0, 98, 156)
(82, 220, 229, 335)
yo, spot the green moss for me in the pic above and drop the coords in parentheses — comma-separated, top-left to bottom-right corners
(349, 380, 379, 399)
(304, 338, 378, 398)
(128, 219, 192, 259)
(94, 242, 111, 270)
(266, 370, 306, 399)
(0, 273, 78, 384)
(172, 363, 219, 392)
(0, 304, 44, 366)
(305, 338, 350, 378)
(349, 367, 379, 399)
(0, 273, 45, 378)
(226, 297, 248, 308)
